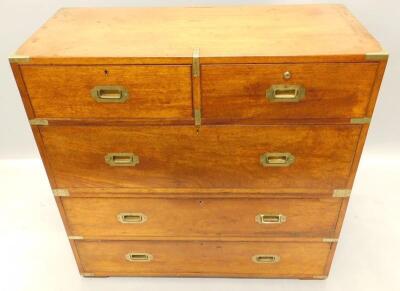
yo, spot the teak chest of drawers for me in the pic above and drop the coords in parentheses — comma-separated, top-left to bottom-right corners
(10, 5, 387, 279)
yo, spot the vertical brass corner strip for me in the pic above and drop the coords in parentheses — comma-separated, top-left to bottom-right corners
(192, 48, 202, 128)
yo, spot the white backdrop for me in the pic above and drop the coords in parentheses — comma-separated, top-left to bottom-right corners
(0, 0, 399, 158)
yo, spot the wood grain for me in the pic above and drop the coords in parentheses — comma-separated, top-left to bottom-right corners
(76, 240, 331, 277)
(15, 5, 382, 64)
(39, 125, 361, 191)
(9, 4, 388, 279)
(21, 65, 192, 119)
(62, 197, 341, 238)
(202, 63, 378, 122)
(10, 64, 35, 119)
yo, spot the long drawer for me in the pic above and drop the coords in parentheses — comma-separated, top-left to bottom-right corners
(201, 63, 378, 123)
(76, 240, 331, 277)
(62, 197, 342, 238)
(21, 65, 193, 120)
(41, 125, 360, 192)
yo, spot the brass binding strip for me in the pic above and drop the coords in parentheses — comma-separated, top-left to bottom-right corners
(29, 119, 48, 126)
(192, 48, 202, 128)
(312, 275, 328, 280)
(9, 54, 30, 64)
(350, 117, 371, 124)
(52, 188, 70, 197)
(322, 238, 339, 243)
(194, 109, 202, 127)
(81, 273, 96, 277)
(333, 189, 351, 198)
(365, 51, 389, 61)
(68, 236, 84, 240)
(192, 48, 200, 77)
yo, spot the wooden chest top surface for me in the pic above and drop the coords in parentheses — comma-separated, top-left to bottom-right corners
(15, 5, 382, 63)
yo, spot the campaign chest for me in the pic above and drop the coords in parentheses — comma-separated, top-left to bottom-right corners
(10, 5, 387, 279)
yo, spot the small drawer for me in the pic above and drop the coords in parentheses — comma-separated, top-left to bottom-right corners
(201, 63, 378, 123)
(75, 240, 330, 277)
(62, 197, 342, 238)
(40, 125, 360, 192)
(21, 65, 193, 120)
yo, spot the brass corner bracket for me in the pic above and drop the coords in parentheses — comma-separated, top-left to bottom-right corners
(53, 188, 70, 197)
(68, 236, 84, 240)
(29, 119, 48, 126)
(350, 117, 371, 124)
(192, 48, 200, 77)
(312, 275, 328, 280)
(81, 273, 96, 277)
(9, 54, 30, 64)
(322, 238, 339, 243)
(333, 189, 351, 198)
(365, 51, 389, 61)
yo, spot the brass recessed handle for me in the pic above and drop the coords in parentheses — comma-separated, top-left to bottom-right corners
(256, 214, 286, 224)
(252, 254, 280, 264)
(91, 85, 128, 103)
(125, 252, 153, 262)
(260, 152, 295, 167)
(117, 213, 147, 224)
(266, 84, 305, 102)
(105, 153, 139, 167)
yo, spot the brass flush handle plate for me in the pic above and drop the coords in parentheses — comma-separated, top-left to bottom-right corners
(117, 213, 147, 224)
(260, 152, 295, 167)
(256, 214, 287, 224)
(105, 153, 139, 167)
(252, 254, 280, 264)
(125, 253, 153, 262)
(267, 84, 305, 102)
(91, 85, 128, 103)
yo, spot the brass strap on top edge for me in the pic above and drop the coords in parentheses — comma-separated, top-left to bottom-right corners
(365, 51, 389, 61)
(9, 54, 30, 64)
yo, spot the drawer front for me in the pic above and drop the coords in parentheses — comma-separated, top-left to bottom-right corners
(41, 125, 360, 191)
(62, 197, 341, 238)
(76, 240, 330, 277)
(21, 65, 193, 120)
(201, 63, 378, 122)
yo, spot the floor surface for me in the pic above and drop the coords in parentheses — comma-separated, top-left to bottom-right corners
(0, 153, 399, 291)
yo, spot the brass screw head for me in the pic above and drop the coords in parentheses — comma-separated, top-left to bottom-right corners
(283, 71, 292, 80)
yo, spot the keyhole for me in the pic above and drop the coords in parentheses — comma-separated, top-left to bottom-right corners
(104, 69, 109, 76)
